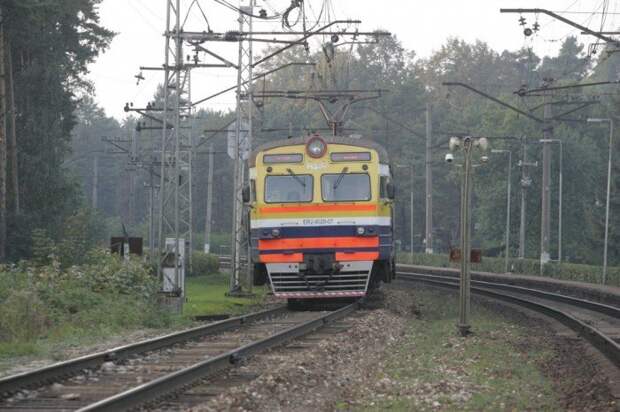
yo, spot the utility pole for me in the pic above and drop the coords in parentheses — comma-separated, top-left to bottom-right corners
(410, 166, 414, 261)
(540, 97, 552, 273)
(128, 129, 138, 224)
(92, 154, 99, 209)
(156, 0, 194, 301)
(518, 140, 530, 259)
(230, 1, 254, 295)
(448, 136, 489, 336)
(587, 118, 614, 284)
(204, 143, 214, 253)
(492, 149, 512, 272)
(0, 9, 7, 262)
(425, 103, 433, 254)
(148, 160, 156, 265)
(7, 42, 17, 215)
(459, 143, 472, 336)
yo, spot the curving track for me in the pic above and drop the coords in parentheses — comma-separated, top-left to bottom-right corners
(397, 271, 620, 369)
(0, 303, 358, 411)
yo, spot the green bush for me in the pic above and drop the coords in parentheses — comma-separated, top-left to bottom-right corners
(0, 290, 48, 342)
(0, 248, 178, 353)
(191, 252, 220, 276)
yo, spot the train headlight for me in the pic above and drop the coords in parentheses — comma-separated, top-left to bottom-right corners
(306, 136, 327, 158)
(356, 226, 366, 235)
(271, 228, 281, 238)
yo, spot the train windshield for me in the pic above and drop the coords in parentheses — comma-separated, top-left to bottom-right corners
(321, 173, 371, 202)
(264, 175, 313, 203)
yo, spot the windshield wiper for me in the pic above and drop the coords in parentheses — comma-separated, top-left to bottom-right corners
(333, 167, 349, 190)
(287, 168, 306, 187)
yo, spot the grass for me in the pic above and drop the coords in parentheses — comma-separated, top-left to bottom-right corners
(183, 273, 269, 317)
(359, 287, 559, 411)
(0, 268, 268, 375)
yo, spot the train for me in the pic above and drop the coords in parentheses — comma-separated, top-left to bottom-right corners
(245, 133, 395, 303)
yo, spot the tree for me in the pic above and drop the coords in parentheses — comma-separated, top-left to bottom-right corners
(2, 0, 114, 260)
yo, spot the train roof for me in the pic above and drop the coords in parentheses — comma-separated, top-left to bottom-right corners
(249, 135, 390, 167)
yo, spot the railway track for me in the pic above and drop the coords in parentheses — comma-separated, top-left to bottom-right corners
(397, 271, 620, 369)
(0, 303, 358, 411)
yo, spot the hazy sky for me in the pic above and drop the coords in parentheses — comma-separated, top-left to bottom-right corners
(88, 0, 620, 120)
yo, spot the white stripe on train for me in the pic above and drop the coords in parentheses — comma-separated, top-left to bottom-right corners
(250, 216, 391, 229)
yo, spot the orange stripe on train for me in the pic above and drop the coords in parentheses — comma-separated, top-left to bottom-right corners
(259, 253, 303, 263)
(259, 236, 379, 250)
(259, 204, 377, 214)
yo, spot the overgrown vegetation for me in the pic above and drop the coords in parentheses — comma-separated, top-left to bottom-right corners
(360, 287, 559, 410)
(398, 252, 620, 286)
(184, 273, 268, 318)
(0, 250, 181, 359)
(190, 252, 220, 277)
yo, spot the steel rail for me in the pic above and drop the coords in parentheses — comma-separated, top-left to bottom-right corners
(397, 272, 620, 368)
(0, 306, 286, 396)
(77, 302, 359, 412)
(399, 272, 620, 319)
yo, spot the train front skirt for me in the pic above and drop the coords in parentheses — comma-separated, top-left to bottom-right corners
(265, 260, 373, 298)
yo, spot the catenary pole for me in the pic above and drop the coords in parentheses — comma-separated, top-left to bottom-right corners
(205, 143, 214, 253)
(519, 140, 528, 259)
(425, 103, 433, 254)
(540, 98, 552, 274)
(92, 154, 99, 209)
(0, 9, 7, 262)
(7, 43, 17, 214)
(604, 120, 614, 284)
(410, 166, 414, 261)
(492, 149, 511, 272)
(587, 118, 614, 284)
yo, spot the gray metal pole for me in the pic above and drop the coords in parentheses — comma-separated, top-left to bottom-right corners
(503, 152, 512, 272)
(603, 119, 614, 284)
(558, 141, 563, 263)
(230, 7, 244, 292)
(519, 141, 528, 259)
(492, 149, 511, 272)
(205, 143, 214, 253)
(458, 140, 473, 336)
(410, 166, 414, 262)
(541, 101, 552, 274)
(425, 104, 433, 254)
(149, 162, 155, 266)
(92, 154, 99, 209)
(245, 3, 254, 293)
(506, 152, 512, 272)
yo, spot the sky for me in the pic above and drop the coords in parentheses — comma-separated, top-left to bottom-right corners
(88, 0, 620, 120)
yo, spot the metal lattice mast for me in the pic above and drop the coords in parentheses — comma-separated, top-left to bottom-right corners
(158, 0, 193, 295)
(230, 1, 254, 293)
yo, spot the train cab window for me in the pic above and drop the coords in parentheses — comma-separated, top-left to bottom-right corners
(264, 175, 313, 203)
(321, 173, 371, 202)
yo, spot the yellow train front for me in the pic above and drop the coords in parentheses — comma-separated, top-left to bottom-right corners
(247, 134, 395, 301)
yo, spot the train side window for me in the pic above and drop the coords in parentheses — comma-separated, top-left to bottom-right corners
(250, 179, 256, 202)
(380, 176, 388, 199)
